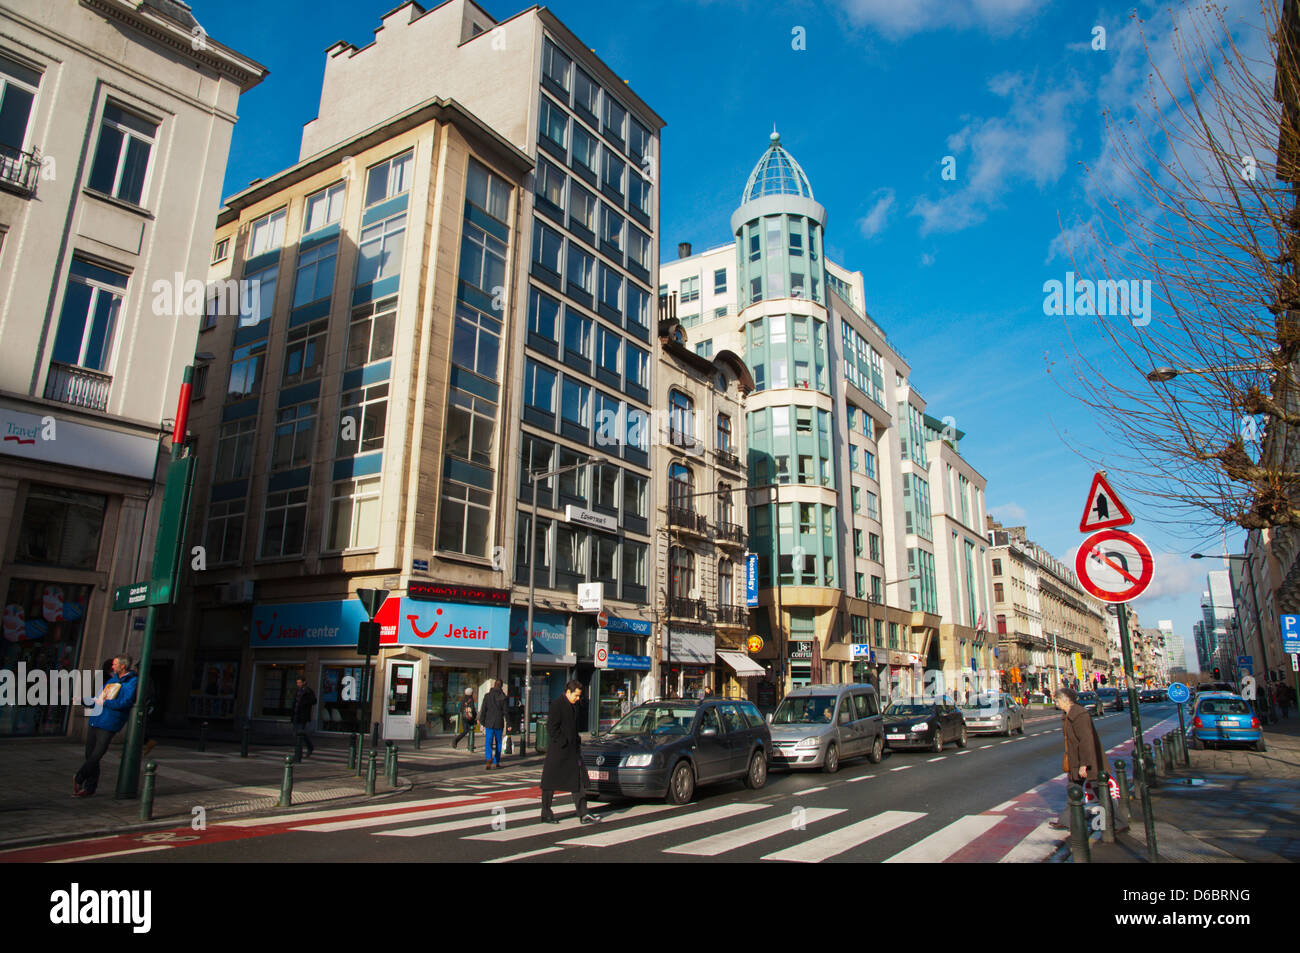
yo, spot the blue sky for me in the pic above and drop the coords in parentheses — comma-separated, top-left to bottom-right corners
(196, 0, 1273, 667)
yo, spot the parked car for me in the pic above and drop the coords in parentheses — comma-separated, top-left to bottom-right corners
(1076, 690, 1103, 717)
(581, 698, 771, 805)
(959, 692, 1025, 736)
(767, 684, 885, 773)
(883, 697, 967, 752)
(1190, 692, 1265, 751)
(1195, 681, 1235, 698)
(1096, 687, 1124, 712)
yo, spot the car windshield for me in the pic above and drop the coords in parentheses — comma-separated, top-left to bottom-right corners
(772, 696, 836, 724)
(609, 704, 698, 736)
(1078, 693, 1096, 701)
(1198, 698, 1251, 716)
(885, 701, 935, 717)
(960, 698, 1004, 711)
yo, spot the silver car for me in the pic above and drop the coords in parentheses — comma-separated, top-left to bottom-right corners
(767, 684, 885, 773)
(959, 693, 1025, 736)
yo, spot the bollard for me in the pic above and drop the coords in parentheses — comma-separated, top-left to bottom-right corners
(372, 721, 380, 747)
(413, 725, 422, 751)
(1143, 743, 1160, 788)
(240, 721, 251, 758)
(294, 732, 304, 765)
(1152, 737, 1165, 777)
(1161, 735, 1175, 773)
(505, 735, 513, 755)
(140, 761, 157, 822)
(469, 723, 476, 753)
(348, 733, 358, 771)
(1098, 769, 1116, 844)
(198, 720, 209, 752)
(388, 745, 398, 786)
(280, 756, 293, 808)
(385, 740, 394, 779)
(366, 750, 377, 797)
(354, 732, 365, 777)
(1114, 759, 1133, 825)
(1067, 783, 1091, 863)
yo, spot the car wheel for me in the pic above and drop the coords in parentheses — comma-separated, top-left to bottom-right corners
(1256, 739, 1268, 753)
(665, 760, 695, 805)
(868, 735, 884, 764)
(931, 731, 943, 754)
(956, 725, 968, 748)
(1016, 718, 1025, 735)
(1002, 719, 1011, 737)
(743, 749, 768, 789)
(824, 743, 840, 774)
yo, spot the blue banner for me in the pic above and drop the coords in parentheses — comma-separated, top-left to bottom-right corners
(746, 554, 759, 607)
(605, 615, 651, 637)
(251, 601, 369, 648)
(397, 600, 508, 649)
(509, 609, 567, 656)
(607, 653, 652, 671)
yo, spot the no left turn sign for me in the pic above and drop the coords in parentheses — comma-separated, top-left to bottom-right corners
(1075, 529, 1155, 603)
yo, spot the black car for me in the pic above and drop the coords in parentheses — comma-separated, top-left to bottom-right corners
(1139, 689, 1160, 704)
(1096, 687, 1124, 712)
(1076, 690, 1103, 717)
(882, 698, 967, 752)
(581, 698, 770, 805)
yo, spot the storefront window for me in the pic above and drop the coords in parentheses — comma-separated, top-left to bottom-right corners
(189, 659, 239, 719)
(426, 667, 485, 733)
(15, 485, 106, 569)
(1, 579, 92, 736)
(320, 663, 370, 733)
(253, 663, 305, 718)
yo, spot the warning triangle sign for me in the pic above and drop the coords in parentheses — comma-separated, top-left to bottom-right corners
(1079, 472, 1134, 532)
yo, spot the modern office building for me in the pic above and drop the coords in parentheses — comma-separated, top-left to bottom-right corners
(1200, 570, 1236, 679)
(176, 0, 664, 740)
(0, 0, 264, 736)
(659, 133, 994, 699)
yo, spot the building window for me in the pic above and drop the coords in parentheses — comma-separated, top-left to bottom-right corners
(0, 54, 39, 158)
(572, 124, 599, 177)
(669, 389, 694, 445)
(346, 298, 397, 369)
(623, 473, 647, 518)
(539, 96, 567, 150)
(282, 319, 327, 385)
(563, 307, 592, 358)
(529, 287, 559, 342)
(212, 238, 230, 263)
(994, 582, 1005, 602)
(87, 102, 157, 205)
(532, 221, 564, 274)
(364, 150, 413, 207)
(14, 485, 105, 569)
(679, 275, 700, 303)
(51, 259, 127, 373)
(591, 532, 619, 584)
(214, 418, 256, 482)
(292, 240, 337, 308)
(460, 223, 507, 297)
(329, 477, 381, 550)
(602, 149, 624, 196)
(452, 303, 502, 381)
(669, 546, 695, 600)
(602, 95, 627, 141)
(248, 208, 287, 259)
(467, 157, 510, 222)
(356, 212, 406, 286)
(226, 338, 266, 402)
(668, 461, 693, 508)
(561, 377, 591, 429)
(524, 359, 556, 413)
(628, 227, 651, 270)
(240, 263, 277, 327)
(623, 539, 647, 588)
(856, 573, 865, 598)
(570, 183, 597, 232)
(204, 499, 245, 564)
(596, 324, 621, 376)
(567, 245, 595, 295)
(601, 205, 624, 251)
(445, 388, 496, 466)
(628, 171, 651, 217)
(853, 529, 863, 557)
(713, 268, 727, 295)
(542, 37, 571, 90)
(271, 401, 316, 471)
(574, 67, 600, 117)
(716, 413, 732, 451)
(260, 488, 309, 558)
(599, 265, 622, 314)
(336, 382, 388, 455)
(304, 182, 346, 233)
(719, 558, 735, 605)
(627, 284, 650, 329)
(869, 532, 881, 561)
(536, 157, 566, 211)
(992, 558, 1002, 576)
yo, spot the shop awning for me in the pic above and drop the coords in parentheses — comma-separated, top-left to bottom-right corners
(717, 651, 765, 677)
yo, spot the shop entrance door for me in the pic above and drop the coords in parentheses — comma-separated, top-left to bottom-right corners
(383, 661, 416, 741)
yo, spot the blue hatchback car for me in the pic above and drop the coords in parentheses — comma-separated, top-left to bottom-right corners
(1190, 692, 1265, 751)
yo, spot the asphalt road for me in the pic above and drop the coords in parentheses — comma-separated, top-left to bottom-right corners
(26, 704, 1181, 864)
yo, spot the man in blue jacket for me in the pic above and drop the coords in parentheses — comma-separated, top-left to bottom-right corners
(74, 655, 138, 797)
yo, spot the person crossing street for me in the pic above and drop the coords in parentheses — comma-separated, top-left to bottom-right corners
(479, 679, 507, 769)
(452, 687, 478, 749)
(539, 680, 599, 825)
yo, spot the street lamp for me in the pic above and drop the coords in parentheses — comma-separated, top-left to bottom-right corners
(1192, 551, 1273, 721)
(521, 454, 605, 755)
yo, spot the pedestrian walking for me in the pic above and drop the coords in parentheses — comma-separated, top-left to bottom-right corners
(73, 656, 138, 797)
(479, 679, 507, 769)
(1050, 685, 1125, 831)
(451, 687, 478, 748)
(291, 676, 316, 759)
(540, 680, 598, 825)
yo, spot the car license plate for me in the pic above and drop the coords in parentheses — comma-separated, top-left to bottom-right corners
(886, 734, 906, 741)
(587, 769, 609, 781)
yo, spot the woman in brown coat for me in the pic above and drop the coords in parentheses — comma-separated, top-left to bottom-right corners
(1051, 685, 1118, 830)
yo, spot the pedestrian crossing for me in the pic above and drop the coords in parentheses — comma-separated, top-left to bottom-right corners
(275, 786, 1065, 863)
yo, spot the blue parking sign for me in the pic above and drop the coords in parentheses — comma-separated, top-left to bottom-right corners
(1283, 614, 1300, 654)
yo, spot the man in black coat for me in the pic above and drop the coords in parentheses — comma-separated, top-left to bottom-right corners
(291, 676, 316, 759)
(540, 679, 599, 825)
(480, 679, 507, 770)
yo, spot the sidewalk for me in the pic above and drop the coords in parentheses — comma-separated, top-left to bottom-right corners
(0, 732, 546, 852)
(1080, 715, 1300, 863)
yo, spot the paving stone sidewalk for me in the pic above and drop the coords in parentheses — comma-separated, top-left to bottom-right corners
(0, 733, 545, 851)
(1080, 715, 1300, 863)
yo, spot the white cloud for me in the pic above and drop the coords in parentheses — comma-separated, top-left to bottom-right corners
(919, 252, 935, 267)
(989, 502, 1027, 523)
(857, 188, 895, 238)
(833, 0, 1042, 39)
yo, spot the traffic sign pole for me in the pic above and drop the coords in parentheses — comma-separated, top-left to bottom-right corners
(1118, 603, 1157, 860)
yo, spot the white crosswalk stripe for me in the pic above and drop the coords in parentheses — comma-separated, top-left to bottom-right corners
(664, 807, 845, 856)
(466, 803, 679, 843)
(882, 814, 1005, 863)
(558, 803, 766, 848)
(295, 797, 541, 833)
(761, 810, 925, 863)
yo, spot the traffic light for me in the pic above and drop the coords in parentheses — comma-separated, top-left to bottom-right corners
(1099, 674, 1107, 684)
(1213, 667, 1221, 680)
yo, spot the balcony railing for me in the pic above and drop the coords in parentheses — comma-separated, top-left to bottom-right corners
(667, 596, 711, 622)
(714, 447, 742, 471)
(716, 604, 748, 627)
(668, 504, 709, 536)
(44, 361, 111, 412)
(716, 521, 747, 548)
(0, 146, 39, 196)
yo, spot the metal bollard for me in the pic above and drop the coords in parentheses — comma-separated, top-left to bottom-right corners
(240, 721, 251, 758)
(388, 745, 398, 786)
(355, 732, 365, 778)
(372, 721, 380, 747)
(198, 720, 209, 752)
(1162, 735, 1175, 773)
(1114, 759, 1132, 824)
(1152, 737, 1164, 777)
(1067, 783, 1091, 863)
(1143, 743, 1160, 787)
(348, 733, 358, 771)
(140, 761, 157, 822)
(505, 735, 513, 755)
(280, 756, 293, 808)
(1098, 769, 1116, 844)
(413, 725, 421, 750)
(366, 750, 377, 797)
(384, 740, 394, 779)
